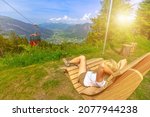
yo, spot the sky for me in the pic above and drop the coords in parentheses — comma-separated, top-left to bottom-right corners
(0, 0, 143, 24)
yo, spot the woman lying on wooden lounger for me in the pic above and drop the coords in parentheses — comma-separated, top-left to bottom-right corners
(63, 55, 117, 88)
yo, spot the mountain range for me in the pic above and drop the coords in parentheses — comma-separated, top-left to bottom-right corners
(0, 16, 53, 39)
(0, 15, 91, 41)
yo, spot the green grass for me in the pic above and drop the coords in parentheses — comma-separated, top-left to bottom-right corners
(0, 36, 150, 100)
(0, 62, 82, 100)
(42, 79, 60, 89)
(129, 72, 150, 100)
(0, 43, 99, 69)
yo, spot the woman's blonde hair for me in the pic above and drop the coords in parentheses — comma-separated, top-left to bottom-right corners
(103, 59, 118, 72)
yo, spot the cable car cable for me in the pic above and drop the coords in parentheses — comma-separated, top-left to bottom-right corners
(1, 0, 34, 25)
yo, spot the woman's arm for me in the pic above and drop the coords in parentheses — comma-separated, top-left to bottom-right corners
(96, 63, 114, 82)
(103, 63, 114, 75)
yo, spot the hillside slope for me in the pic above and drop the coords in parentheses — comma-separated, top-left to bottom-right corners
(0, 36, 149, 100)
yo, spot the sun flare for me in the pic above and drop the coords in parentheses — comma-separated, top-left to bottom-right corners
(117, 14, 135, 24)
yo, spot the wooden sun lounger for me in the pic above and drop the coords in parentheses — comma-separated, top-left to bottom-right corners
(63, 52, 150, 100)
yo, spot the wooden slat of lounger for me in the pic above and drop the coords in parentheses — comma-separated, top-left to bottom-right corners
(106, 75, 140, 92)
(66, 58, 103, 71)
(68, 60, 103, 76)
(106, 69, 142, 90)
(108, 70, 136, 87)
(136, 63, 150, 75)
(133, 54, 150, 75)
(76, 86, 86, 92)
(74, 83, 82, 88)
(113, 81, 140, 99)
(102, 83, 140, 100)
(82, 69, 143, 100)
(89, 65, 99, 71)
(70, 74, 78, 80)
(66, 66, 78, 72)
(72, 78, 79, 84)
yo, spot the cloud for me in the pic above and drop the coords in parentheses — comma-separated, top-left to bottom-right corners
(49, 15, 74, 21)
(95, 10, 99, 14)
(48, 13, 94, 24)
(80, 13, 92, 21)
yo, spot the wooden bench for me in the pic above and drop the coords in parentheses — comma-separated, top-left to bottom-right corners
(63, 53, 150, 100)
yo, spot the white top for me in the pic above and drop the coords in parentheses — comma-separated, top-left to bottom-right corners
(83, 71, 106, 87)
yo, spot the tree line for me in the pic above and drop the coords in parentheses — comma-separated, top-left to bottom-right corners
(87, 0, 150, 43)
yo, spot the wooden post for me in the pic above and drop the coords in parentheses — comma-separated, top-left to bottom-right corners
(120, 44, 132, 57)
(130, 42, 137, 53)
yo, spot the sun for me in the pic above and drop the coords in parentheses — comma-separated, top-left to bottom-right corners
(117, 14, 135, 25)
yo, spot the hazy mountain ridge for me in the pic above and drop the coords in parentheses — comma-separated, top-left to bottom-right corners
(39, 23, 72, 31)
(39, 22, 91, 43)
(0, 16, 53, 39)
(0, 16, 91, 42)
(40, 22, 91, 39)
(64, 23, 91, 38)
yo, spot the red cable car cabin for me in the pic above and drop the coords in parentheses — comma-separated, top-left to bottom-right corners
(29, 33, 41, 46)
